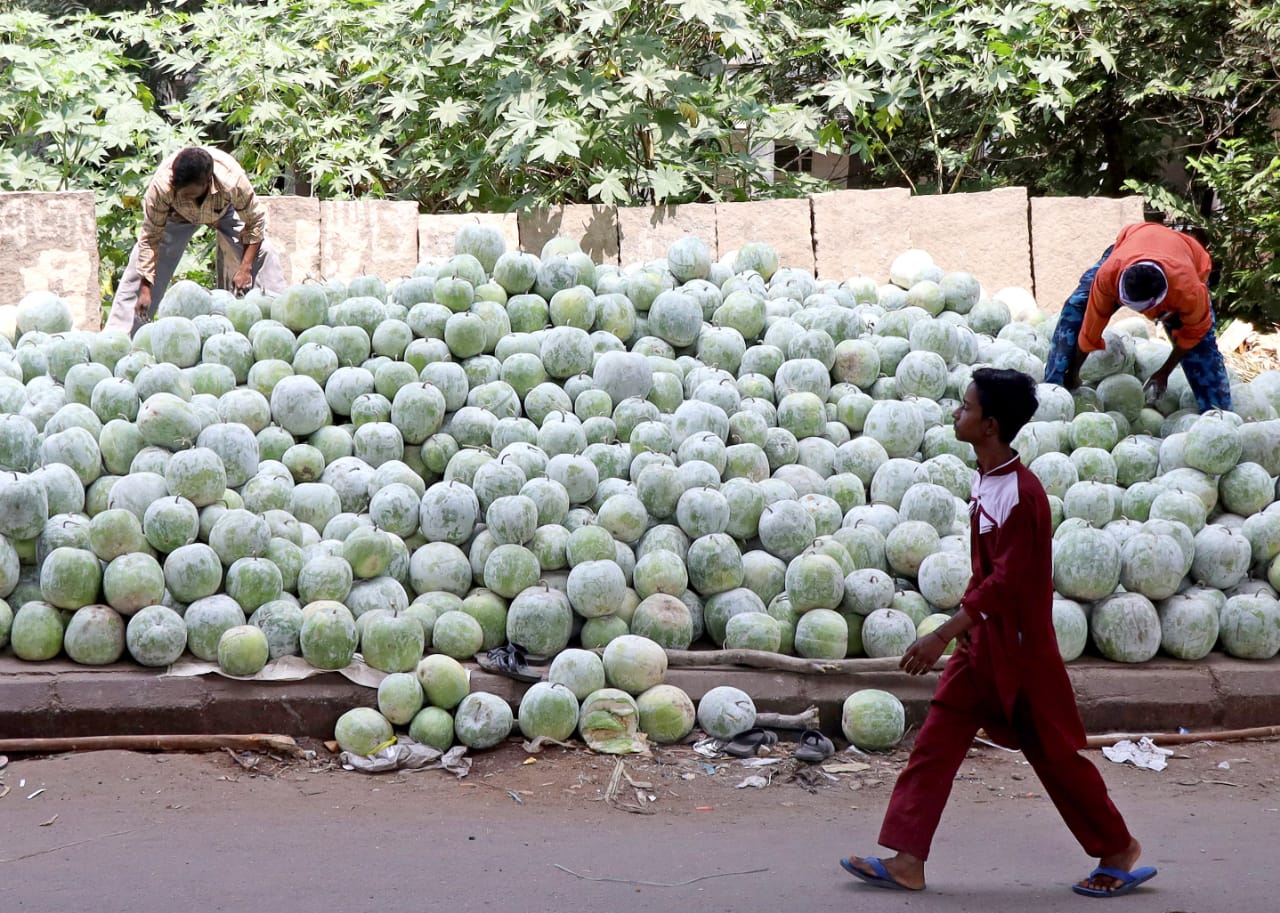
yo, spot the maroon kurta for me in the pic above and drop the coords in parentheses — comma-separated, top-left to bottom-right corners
(945, 457, 1086, 757)
(876, 455, 1131, 861)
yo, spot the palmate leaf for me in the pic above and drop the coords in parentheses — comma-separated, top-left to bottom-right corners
(619, 59, 682, 100)
(35, 108, 95, 137)
(861, 24, 907, 71)
(539, 33, 581, 63)
(1084, 36, 1115, 73)
(430, 97, 473, 127)
(528, 120, 587, 163)
(449, 26, 504, 65)
(379, 87, 426, 119)
(647, 162, 688, 202)
(1029, 56, 1074, 88)
(588, 170, 629, 205)
(812, 25, 862, 60)
(819, 73, 876, 114)
(995, 107, 1019, 136)
(506, 1, 543, 36)
(577, 0, 627, 35)
(759, 104, 822, 145)
(499, 91, 550, 145)
(558, 69, 618, 113)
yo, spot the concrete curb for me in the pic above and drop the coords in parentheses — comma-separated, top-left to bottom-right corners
(2, 654, 1276, 742)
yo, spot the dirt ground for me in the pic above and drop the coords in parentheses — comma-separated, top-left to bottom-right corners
(8, 730, 1276, 821)
(3, 733, 1278, 912)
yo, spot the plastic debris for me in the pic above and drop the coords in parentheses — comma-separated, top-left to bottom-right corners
(1101, 737, 1174, 772)
(339, 739, 470, 776)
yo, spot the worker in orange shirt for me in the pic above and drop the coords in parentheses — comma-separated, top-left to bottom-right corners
(1043, 222, 1231, 412)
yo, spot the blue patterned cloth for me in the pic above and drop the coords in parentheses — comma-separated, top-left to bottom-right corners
(1044, 246, 1232, 412)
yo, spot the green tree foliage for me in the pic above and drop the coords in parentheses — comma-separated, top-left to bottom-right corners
(129, 0, 823, 208)
(1101, 1, 1280, 325)
(0, 1, 1276, 321)
(787, 0, 1102, 193)
(0, 7, 192, 275)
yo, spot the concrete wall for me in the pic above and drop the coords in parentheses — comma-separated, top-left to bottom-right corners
(617, 203, 717, 265)
(0, 191, 100, 330)
(904, 186, 1034, 293)
(318, 200, 419, 281)
(1031, 195, 1148, 312)
(812, 188, 912, 283)
(518, 204, 620, 264)
(4, 189, 1151, 330)
(419, 212, 521, 263)
(260, 196, 322, 286)
(717, 198, 814, 274)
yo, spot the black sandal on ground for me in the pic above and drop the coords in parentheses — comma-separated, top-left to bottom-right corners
(794, 729, 835, 763)
(474, 643, 541, 683)
(724, 727, 779, 758)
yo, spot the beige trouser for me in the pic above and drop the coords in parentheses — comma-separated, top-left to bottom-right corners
(105, 207, 286, 335)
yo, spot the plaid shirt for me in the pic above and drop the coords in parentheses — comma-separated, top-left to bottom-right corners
(136, 147, 267, 284)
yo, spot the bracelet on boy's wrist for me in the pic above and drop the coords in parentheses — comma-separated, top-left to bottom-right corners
(932, 630, 949, 645)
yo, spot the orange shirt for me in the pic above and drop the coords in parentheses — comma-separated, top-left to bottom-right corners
(1079, 222, 1213, 352)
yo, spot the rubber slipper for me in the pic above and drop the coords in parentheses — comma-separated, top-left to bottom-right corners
(1071, 865, 1158, 898)
(839, 857, 922, 891)
(474, 644, 541, 683)
(794, 729, 835, 763)
(723, 728, 778, 758)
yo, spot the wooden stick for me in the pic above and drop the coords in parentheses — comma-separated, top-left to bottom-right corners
(0, 733, 305, 756)
(662, 649, 944, 675)
(1085, 725, 1280, 748)
(755, 707, 821, 730)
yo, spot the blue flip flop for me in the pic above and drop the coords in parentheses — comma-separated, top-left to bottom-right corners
(1071, 865, 1158, 898)
(839, 856, 923, 891)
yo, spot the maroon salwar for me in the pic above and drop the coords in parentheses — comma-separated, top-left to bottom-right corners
(877, 458, 1132, 861)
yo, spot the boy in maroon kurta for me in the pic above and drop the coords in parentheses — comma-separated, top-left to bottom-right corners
(840, 368, 1157, 899)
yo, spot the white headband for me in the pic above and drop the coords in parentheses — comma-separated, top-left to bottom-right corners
(1119, 261, 1168, 312)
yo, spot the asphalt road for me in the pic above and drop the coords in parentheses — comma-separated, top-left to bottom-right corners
(1, 741, 1273, 913)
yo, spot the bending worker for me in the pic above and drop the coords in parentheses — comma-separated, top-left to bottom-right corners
(1043, 221, 1231, 412)
(105, 146, 286, 335)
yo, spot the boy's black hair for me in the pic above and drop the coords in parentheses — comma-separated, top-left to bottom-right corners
(1120, 262, 1167, 303)
(970, 367, 1038, 443)
(172, 147, 215, 189)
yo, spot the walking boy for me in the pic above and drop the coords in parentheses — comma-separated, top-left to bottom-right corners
(840, 368, 1156, 898)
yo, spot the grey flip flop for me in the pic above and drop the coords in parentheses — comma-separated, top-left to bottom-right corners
(794, 729, 835, 762)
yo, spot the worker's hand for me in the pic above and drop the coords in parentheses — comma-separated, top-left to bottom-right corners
(232, 264, 253, 296)
(899, 633, 947, 676)
(1144, 371, 1169, 404)
(134, 284, 152, 324)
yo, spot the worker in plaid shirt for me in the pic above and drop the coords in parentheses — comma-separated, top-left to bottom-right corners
(105, 146, 286, 335)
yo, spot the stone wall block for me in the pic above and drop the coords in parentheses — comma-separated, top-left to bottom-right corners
(0, 190, 100, 330)
(616, 203, 718, 266)
(904, 186, 1033, 294)
(518, 204, 620, 263)
(260, 195, 321, 286)
(319, 199, 420, 281)
(715, 199, 815, 273)
(418, 212, 521, 263)
(811, 188, 912, 282)
(1031, 195, 1146, 312)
